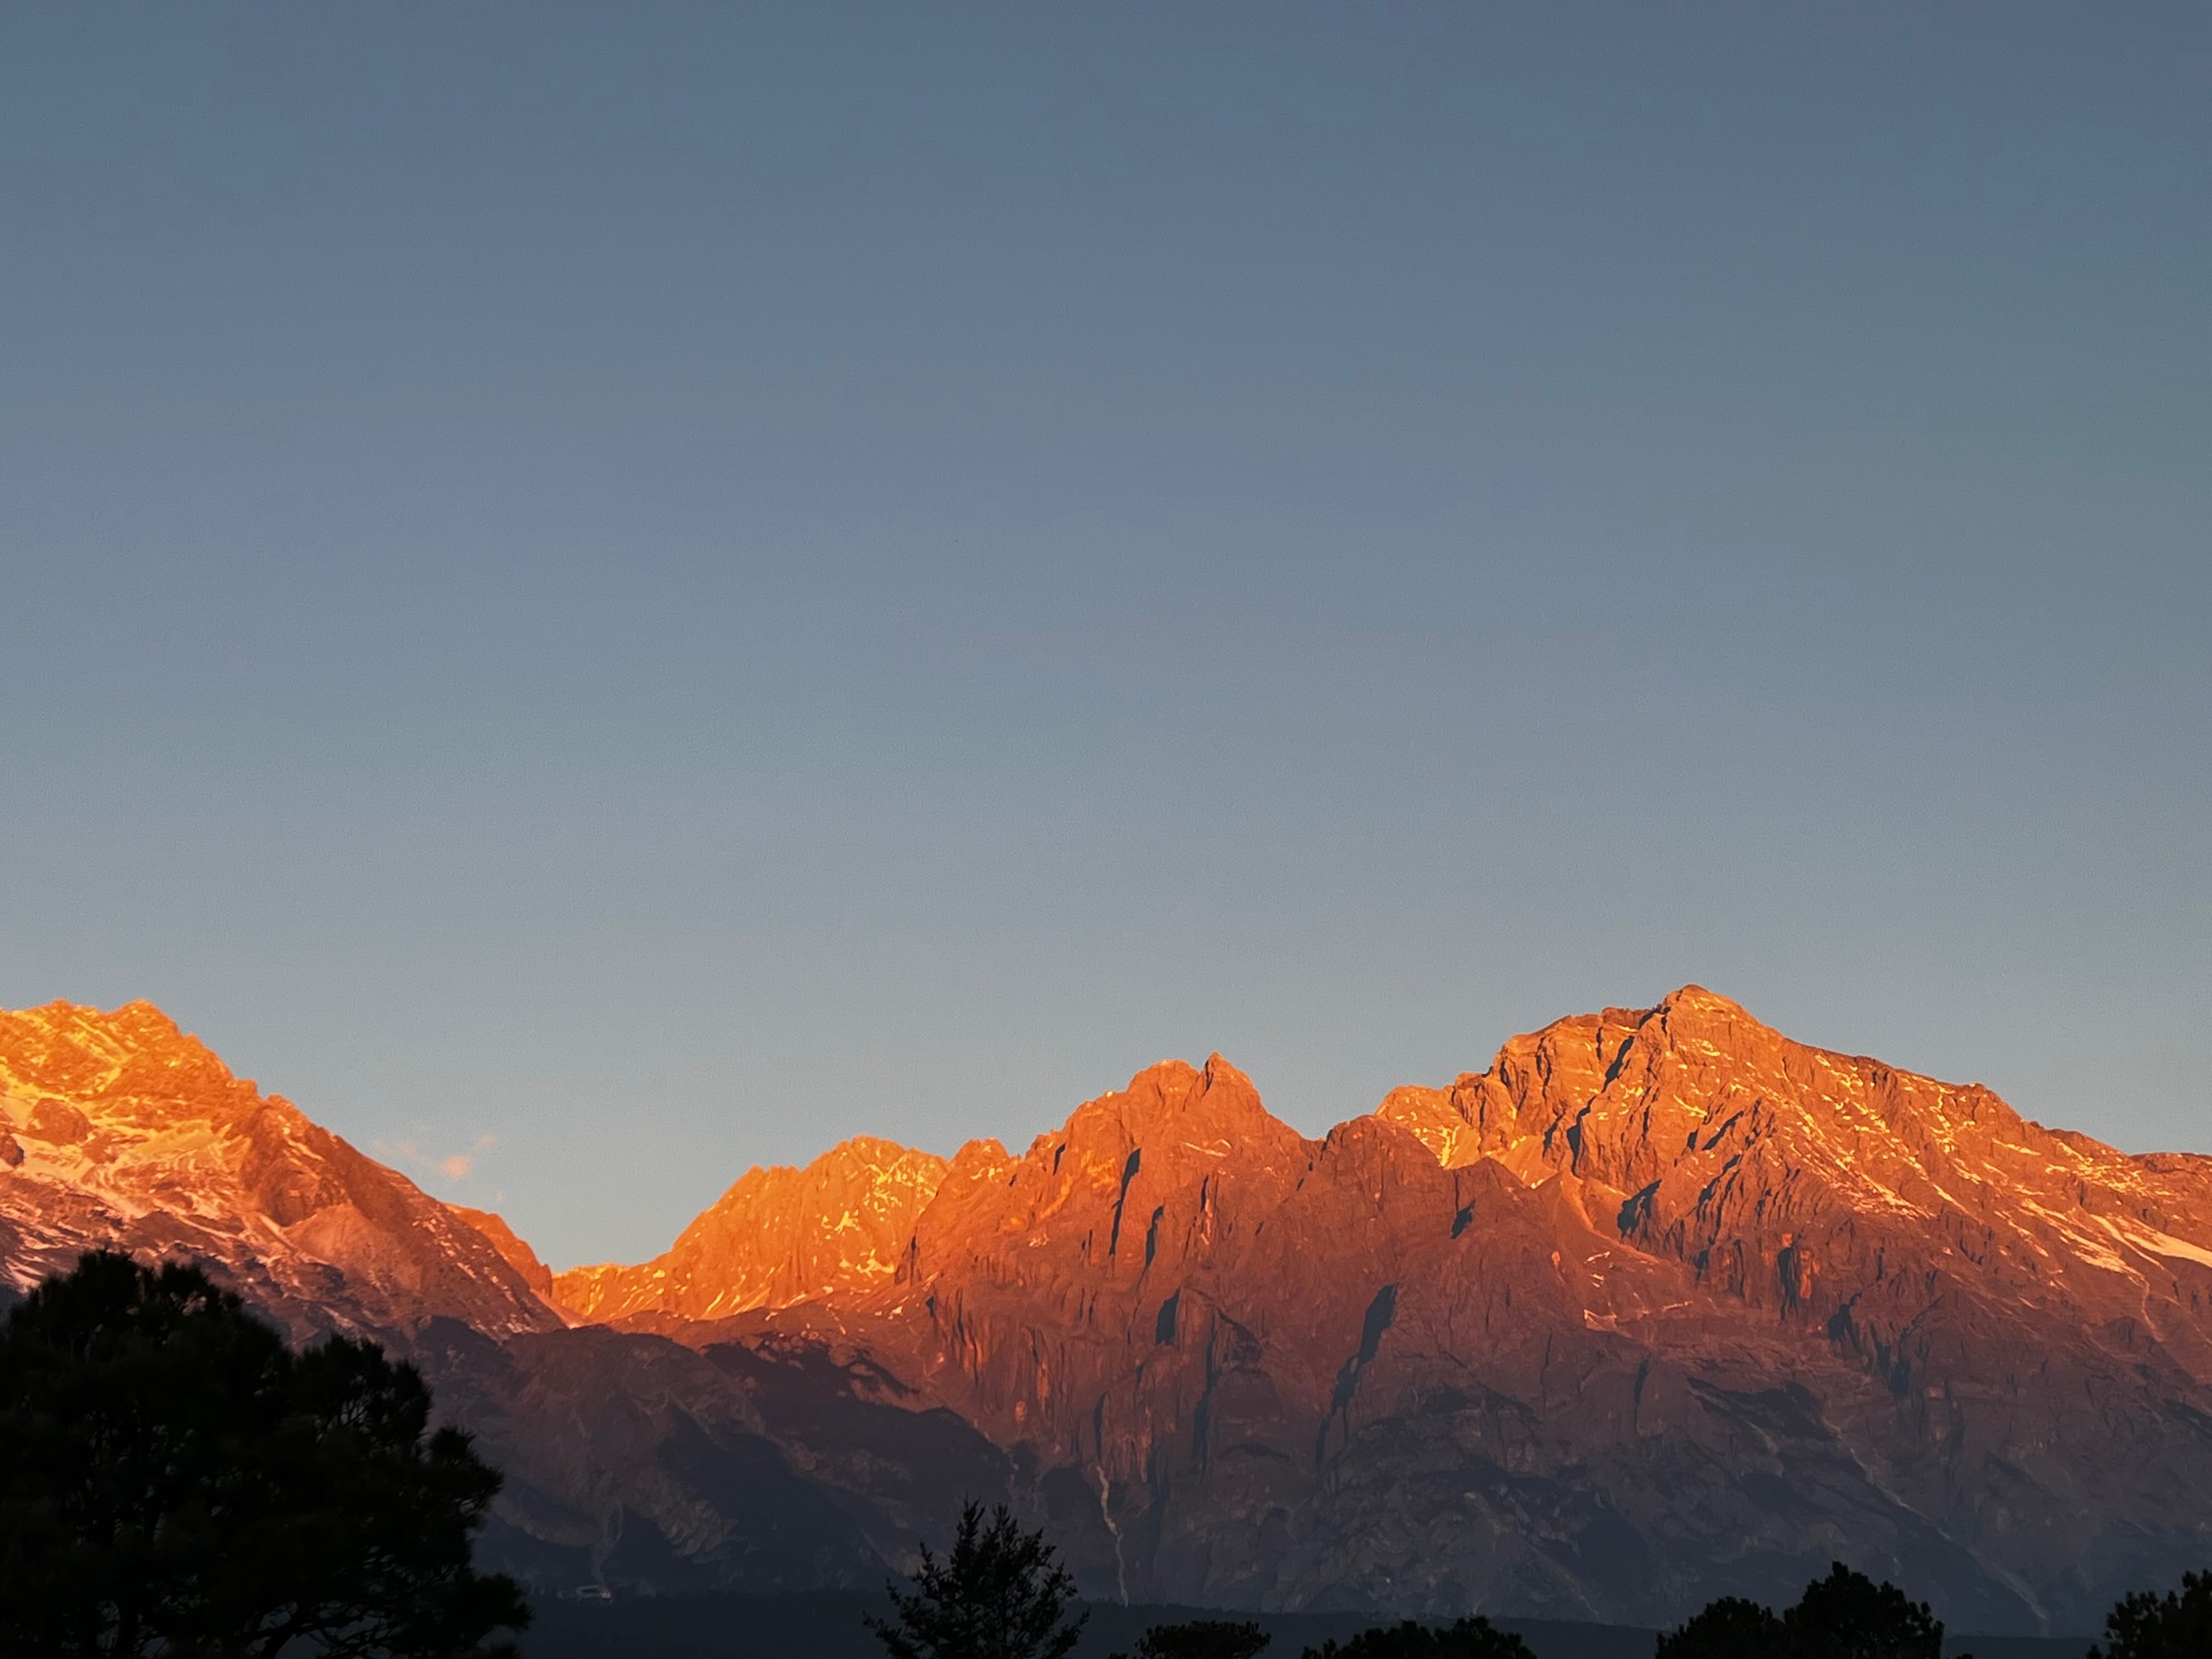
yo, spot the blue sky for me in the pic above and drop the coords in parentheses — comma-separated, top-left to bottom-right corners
(3, 4, 2206, 1266)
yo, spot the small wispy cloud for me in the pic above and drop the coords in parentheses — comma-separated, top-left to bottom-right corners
(374, 1134, 496, 1189)
(438, 1137, 495, 1182)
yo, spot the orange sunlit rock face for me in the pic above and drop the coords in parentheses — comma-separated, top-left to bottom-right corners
(552, 1137, 950, 1322)
(622, 989, 2212, 1624)
(9, 987, 2212, 1630)
(0, 1000, 561, 1340)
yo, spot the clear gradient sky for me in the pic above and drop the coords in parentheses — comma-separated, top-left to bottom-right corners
(2, 4, 2206, 1268)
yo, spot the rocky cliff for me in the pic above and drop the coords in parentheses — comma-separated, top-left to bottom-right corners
(630, 990, 2212, 1631)
(0, 1000, 1006, 1594)
(553, 1137, 949, 1322)
(6, 989, 2210, 1635)
(0, 1000, 559, 1337)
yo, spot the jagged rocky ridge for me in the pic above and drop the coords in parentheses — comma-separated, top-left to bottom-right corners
(553, 1137, 949, 1324)
(0, 1000, 557, 1338)
(6, 991, 2211, 1634)
(0, 1001, 1005, 1593)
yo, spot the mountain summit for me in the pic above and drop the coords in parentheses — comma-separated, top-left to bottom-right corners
(559, 987, 2212, 1628)
(4, 989, 2210, 1632)
(553, 1135, 950, 1322)
(0, 1001, 558, 1337)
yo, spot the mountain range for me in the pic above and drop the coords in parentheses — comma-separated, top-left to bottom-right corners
(4, 987, 2208, 1636)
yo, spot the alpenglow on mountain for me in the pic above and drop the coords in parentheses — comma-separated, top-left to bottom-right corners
(4, 988, 2210, 1635)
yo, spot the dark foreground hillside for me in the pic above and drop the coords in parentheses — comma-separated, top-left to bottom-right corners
(521, 1592, 2090, 1659)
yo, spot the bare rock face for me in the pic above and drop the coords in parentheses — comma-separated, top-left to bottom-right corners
(451, 1205, 561, 1303)
(0, 1001, 561, 1339)
(9, 989, 2212, 1633)
(665, 991, 2212, 1632)
(0, 1000, 1000, 1600)
(553, 1137, 950, 1322)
